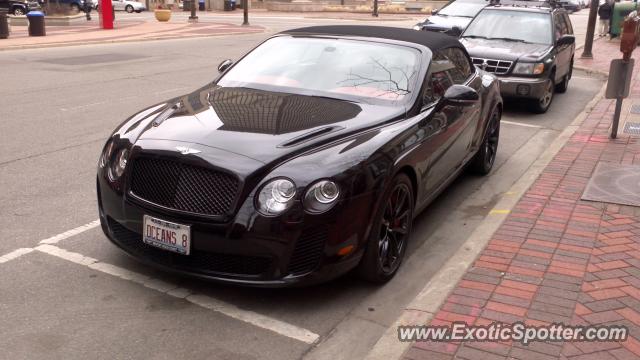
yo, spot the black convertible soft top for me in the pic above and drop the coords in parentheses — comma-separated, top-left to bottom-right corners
(282, 25, 464, 51)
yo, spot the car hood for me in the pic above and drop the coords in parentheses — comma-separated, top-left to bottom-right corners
(421, 15, 472, 30)
(128, 86, 406, 164)
(460, 38, 552, 62)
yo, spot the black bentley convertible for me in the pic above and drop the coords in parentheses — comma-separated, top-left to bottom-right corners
(97, 26, 502, 286)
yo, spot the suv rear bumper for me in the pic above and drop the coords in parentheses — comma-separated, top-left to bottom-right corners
(499, 77, 548, 99)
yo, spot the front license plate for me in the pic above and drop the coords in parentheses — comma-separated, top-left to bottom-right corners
(143, 215, 191, 255)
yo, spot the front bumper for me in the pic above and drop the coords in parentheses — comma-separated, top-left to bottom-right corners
(97, 171, 373, 287)
(498, 76, 548, 100)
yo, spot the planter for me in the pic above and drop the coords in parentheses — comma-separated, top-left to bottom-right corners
(154, 9, 171, 21)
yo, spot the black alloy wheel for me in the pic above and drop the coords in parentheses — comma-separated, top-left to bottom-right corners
(13, 7, 25, 15)
(469, 107, 501, 175)
(125, 4, 134, 12)
(358, 173, 413, 283)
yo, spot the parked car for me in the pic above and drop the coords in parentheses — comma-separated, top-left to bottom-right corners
(0, 0, 40, 15)
(558, 0, 582, 12)
(460, 2, 575, 113)
(97, 26, 503, 287)
(413, 0, 488, 36)
(96, 0, 144, 12)
(41, 0, 85, 13)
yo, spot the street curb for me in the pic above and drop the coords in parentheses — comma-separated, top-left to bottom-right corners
(0, 28, 264, 52)
(363, 81, 608, 360)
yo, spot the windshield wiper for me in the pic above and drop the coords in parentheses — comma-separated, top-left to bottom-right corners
(487, 37, 527, 43)
(461, 35, 489, 39)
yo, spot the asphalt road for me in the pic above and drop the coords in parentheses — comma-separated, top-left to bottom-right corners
(0, 13, 604, 360)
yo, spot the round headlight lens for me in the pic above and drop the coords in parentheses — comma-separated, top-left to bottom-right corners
(256, 178, 297, 216)
(109, 148, 129, 180)
(304, 180, 340, 214)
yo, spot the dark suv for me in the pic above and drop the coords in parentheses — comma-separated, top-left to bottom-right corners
(0, 0, 40, 15)
(460, 1, 575, 113)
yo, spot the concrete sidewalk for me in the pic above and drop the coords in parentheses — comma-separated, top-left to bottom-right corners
(0, 17, 263, 50)
(371, 40, 640, 360)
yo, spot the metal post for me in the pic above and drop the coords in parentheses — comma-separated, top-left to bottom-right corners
(372, 0, 378, 17)
(581, 0, 600, 58)
(189, 0, 198, 21)
(611, 97, 623, 138)
(242, 0, 249, 25)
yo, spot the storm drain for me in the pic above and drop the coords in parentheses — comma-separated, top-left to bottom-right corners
(630, 104, 640, 114)
(624, 122, 640, 135)
(582, 162, 640, 207)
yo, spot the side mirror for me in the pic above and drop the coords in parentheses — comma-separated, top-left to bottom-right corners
(431, 8, 438, 14)
(449, 26, 463, 37)
(443, 85, 479, 106)
(557, 34, 575, 46)
(218, 59, 233, 73)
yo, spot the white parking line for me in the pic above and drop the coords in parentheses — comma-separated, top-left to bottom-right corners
(34, 244, 320, 345)
(0, 248, 34, 264)
(501, 120, 543, 129)
(39, 220, 101, 244)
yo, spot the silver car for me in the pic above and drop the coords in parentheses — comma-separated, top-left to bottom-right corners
(96, 0, 145, 12)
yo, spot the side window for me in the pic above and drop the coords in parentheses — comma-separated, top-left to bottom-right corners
(563, 13, 573, 34)
(423, 52, 455, 105)
(554, 14, 568, 40)
(443, 47, 473, 83)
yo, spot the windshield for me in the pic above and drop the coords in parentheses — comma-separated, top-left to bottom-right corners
(217, 36, 422, 105)
(462, 9, 552, 44)
(438, 0, 486, 17)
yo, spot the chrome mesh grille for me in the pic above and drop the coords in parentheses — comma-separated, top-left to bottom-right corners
(472, 57, 513, 75)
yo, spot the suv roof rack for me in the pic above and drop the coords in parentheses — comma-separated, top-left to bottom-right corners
(487, 0, 561, 9)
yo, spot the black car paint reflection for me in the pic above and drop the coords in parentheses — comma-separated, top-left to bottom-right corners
(97, 26, 502, 286)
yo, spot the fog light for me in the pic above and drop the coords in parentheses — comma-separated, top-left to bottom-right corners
(338, 245, 354, 256)
(516, 85, 530, 96)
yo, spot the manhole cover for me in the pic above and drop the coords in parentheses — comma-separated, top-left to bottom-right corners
(624, 122, 640, 135)
(631, 104, 640, 114)
(582, 162, 640, 207)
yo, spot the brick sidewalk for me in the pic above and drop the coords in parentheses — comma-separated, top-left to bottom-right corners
(403, 46, 640, 359)
(0, 17, 263, 50)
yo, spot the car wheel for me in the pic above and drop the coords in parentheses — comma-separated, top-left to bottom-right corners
(556, 60, 573, 93)
(12, 7, 25, 15)
(125, 5, 134, 12)
(357, 173, 413, 283)
(531, 74, 555, 114)
(469, 107, 501, 175)
(135, 9, 141, 12)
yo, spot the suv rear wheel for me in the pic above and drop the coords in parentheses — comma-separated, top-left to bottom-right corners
(531, 72, 555, 114)
(12, 6, 25, 15)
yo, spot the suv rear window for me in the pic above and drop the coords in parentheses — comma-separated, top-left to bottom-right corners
(463, 9, 553, 45)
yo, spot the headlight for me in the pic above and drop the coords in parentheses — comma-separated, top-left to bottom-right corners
(256, 178, 297, 216)
(109, 148, 129, 180)
(98, 140, 115, 169)
(303, 180, 340, 214)
(513, 62, 545, 75)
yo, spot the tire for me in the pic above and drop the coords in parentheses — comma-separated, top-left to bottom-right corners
(469, 107, 501, 175)
(556, 60, 573, 93)
(357, 173, 414, 283)
(125, 5, 134, 12)
(12, 7, 25, 15)
(95, 4, 99, 11)
(531, 73, 555, 114)
(135, 9, 142, 12)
